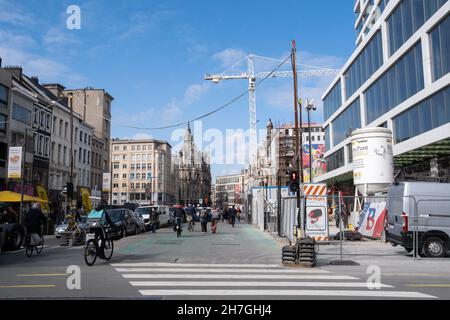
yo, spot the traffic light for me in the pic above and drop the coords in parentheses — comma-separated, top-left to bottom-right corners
(289, 171, 299, 193)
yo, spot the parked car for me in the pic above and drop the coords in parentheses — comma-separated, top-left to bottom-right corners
(55, 216, 88, 239)
(107, 208, 140, 238)
(386, 182, 450, 258)
(133, 212, 146, 233)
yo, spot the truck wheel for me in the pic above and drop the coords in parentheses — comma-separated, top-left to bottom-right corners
(423, 237, 447, 258)
(6, 224, 25, 251)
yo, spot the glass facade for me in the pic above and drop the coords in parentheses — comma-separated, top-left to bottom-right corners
(0, 84, 8, 108)
(12, 103, 31, 125)
(387, 0, 447, 56)
(346, 31, 383, 99)
(323, 81, 342, 120)
(394, 85, 450, 143)
(324, 125, 331, 150)
(332, 98, 361, 146)
(365, 41, 424, 124)
(430, 14, 450, 82)
(326, 148, 345, 172)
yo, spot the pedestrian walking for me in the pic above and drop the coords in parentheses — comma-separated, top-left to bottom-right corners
(236, 207, 241, 223)
(341, 203, 350, 229)
(200, 207, 210, 235)
(150, 207, 158, 233)
(229, 205, 237, 228)
(211, 206, 220, 234)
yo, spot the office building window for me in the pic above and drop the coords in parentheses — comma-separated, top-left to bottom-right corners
(0, 114, 6, 132)
(324, 126, 331, 150)
(365, 41, 424, 124)
(387, 0, 447, 56)
(12, 103, 31, 125)
(430, 14, 450, 82)
(323, 81, 342, 120)
(345, 30, 383, 99)
(332, 98, 361, 146)
(326, 148, 345, 172)
(394, 85, 450, 143)
(0, 84, 8, 108)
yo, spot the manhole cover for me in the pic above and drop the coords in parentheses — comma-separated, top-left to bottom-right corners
(155, 240, 184, 245)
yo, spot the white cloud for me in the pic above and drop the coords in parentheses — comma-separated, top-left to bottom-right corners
(0, 43, 86, 84)
(184, 83, 210, 104)
(213, 48, 247, 67)
(43, 28, 81, 48)
(0, 30, 35, 48)
(0, 0, 34, 26)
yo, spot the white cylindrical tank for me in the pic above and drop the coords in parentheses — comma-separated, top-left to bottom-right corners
(351, 127, 394, 195)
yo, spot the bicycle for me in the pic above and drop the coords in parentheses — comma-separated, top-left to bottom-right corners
(66, 213, 86, 243)
(24, 228, 44, 258)
(84, 226, 114, 266)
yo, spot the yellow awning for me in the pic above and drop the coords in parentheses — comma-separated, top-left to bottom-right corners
(0, 191, 49, 203)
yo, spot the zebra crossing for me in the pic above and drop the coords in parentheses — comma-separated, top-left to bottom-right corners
(110, 262, 437, 299)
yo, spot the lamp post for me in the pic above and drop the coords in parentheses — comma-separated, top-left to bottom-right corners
(305, 98, 317, 183)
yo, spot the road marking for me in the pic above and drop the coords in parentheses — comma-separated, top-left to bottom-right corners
(16, 274, 68, 277)
(406, 284, 450, 288)
(130, 281, 393, 288)
(138, 289, 436, 298)
(0, 285, 56, 289)
(115, 268, 330, 274)
(384, 274, 440, 277)
(122, 274, 358, 280)
(111, 263, 283, 268)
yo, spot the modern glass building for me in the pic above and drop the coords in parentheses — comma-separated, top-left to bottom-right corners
(318, 0, 450, 186)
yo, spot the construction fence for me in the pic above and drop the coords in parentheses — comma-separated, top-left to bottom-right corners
(248, 187, 450, 261)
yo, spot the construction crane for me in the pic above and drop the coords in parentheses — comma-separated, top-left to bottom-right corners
(205, 54, 340, 144)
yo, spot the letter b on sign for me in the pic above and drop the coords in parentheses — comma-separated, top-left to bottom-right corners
(66, 5, 81, 30)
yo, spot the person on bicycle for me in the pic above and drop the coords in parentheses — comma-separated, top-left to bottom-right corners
(174, 205, 186, 232)
(25, 202, 46, 236)
(187, 204, 196, 225)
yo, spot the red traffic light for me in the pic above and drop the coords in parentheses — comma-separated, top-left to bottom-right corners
(290, 171, 298, 182)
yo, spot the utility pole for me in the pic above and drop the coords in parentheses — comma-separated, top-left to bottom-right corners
(19, 128, 28, 225)
(68, 92, 74, 213)
(306, 99, 316, 183)
(291, 40, 304, 236)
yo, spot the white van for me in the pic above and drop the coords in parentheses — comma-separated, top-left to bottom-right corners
(386, 182, 450, 258)
(136, 205, 171, 230)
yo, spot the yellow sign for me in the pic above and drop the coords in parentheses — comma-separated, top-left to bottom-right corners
(81, 188, 92, 213)
(36, 186, 50, 215)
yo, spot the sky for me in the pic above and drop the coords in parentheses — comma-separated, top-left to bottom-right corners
(0, 0, 356, 178)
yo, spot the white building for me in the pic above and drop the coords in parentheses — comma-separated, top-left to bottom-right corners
(318, 0, 450, 186)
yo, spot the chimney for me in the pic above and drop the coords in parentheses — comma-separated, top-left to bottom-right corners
(3, 65, 23, 78)
(30, 76, 39, 84)
(42, 83, 66, 97)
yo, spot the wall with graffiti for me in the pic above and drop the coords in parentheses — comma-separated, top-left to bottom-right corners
(302, 144, 327, 183)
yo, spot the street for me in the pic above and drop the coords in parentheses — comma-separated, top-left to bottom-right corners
(1, 221, 449, 300)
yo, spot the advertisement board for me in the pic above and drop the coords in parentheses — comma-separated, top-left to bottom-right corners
(36, 186, 50, 215)
(8, 147, 22, 179)
(358, 201, 387, 239)
(102, 173, 111, 192)
(304, 184, 329, 239)
(81, 188, 92, 213)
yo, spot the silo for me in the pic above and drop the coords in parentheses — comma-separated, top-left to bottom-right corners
(351, 127, 394, 195)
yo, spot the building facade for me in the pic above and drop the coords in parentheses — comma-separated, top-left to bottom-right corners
(0, 66, 11, 183)
(172, 124, 212, 206)
(319, 0, 450, 186)
(59, 88, 113, 201)
(111, 139, 177, 206)
(215, 173, 245, 208)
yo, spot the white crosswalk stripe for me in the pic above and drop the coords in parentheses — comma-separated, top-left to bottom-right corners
(111, 262, 437, 299)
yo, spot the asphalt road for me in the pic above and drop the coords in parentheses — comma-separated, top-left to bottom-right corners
(1, 220, 449, 300)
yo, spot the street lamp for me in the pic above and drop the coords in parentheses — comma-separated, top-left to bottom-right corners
(305, 98, 317, 183)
